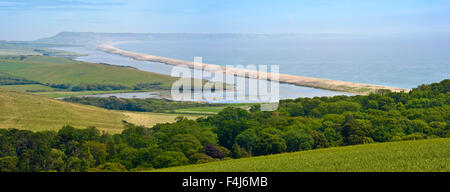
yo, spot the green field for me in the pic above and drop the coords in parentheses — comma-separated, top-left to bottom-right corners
(172, 103, 252, 115)
(0, 88, 200, 134)
(0, 43, 83, 58)
(0, 55, 178, 88)
(33, 90, 147, 98)
(154, 138, 450, 172)
(0, 84, 61, 92)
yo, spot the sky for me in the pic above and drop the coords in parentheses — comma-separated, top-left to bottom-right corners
(1, 0, 450, 40)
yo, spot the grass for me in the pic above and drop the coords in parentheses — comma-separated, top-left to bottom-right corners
(0, 43, 83, 58)
(171, 103, 252, 115)
(0, 84, 61, 92)
(0, 55, 178, 89)
(122, 111, 202, 128)
(0, 85, 148, 98)
(32, 90, 147, 98)
(0, 88, 200, 134)
(153, 138, 450, 172)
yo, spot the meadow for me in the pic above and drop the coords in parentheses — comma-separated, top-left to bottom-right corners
(154, 138, 450, 172)
(172, 103, 252, 115)
(0, 43, 83, 58)
(0, 88, 199, 134)
(0, 55, 178, 89)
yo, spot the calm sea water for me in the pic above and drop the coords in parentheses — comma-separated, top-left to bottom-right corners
(116, 33, 450, 89)
(58, 46, 350, 102)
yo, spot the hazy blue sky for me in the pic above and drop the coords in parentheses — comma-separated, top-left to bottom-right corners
(1, 0, 450, 40)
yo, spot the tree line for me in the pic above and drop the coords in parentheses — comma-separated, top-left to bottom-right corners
(50, 82, 167, 91)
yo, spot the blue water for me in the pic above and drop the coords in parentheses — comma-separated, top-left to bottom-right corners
(57, 46, 350, 102)
(116, 33, 450, 89)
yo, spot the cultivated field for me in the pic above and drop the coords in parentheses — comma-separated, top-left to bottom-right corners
(154, 138, 450, 172)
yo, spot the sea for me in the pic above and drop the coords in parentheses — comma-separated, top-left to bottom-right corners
(57, 33, 450, 102)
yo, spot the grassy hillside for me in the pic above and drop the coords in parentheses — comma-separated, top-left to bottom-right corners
(154, 138, 450, 172)
(0, 43, 83, 58)
(0, 55, 178, 88)
(172, 103, 252, 115)
(0, 88, 199, 133)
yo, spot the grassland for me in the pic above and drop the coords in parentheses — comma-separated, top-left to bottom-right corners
(122, 111, 201, 127)
(154, 138, 450, 172)
(0, 43, 83, 58)
(172, 103, 252, 115)
(0, 55, 178, 88)
(0, 84, 60, 92)
(0, 88, 200, 134)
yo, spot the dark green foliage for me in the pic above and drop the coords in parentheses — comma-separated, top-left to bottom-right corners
(50, 83, 130, 91)
(48, 81, 167, 92)
(133, 82, 164, 90)
(0, 156, 18, 172)
(205, 107, 253, 149)
(204, 144, 225, 159)
(0, 73, 41, 85)
(152, 151, 189, 169)
(88, 162, 128, 172)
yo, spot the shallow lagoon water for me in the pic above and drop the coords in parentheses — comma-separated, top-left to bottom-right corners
(58, 46, 350, 102)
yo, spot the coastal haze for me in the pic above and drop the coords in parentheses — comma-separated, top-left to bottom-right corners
(38, 32, 448, 91)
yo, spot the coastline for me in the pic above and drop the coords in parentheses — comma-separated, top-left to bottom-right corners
(97, 43, 410, 95)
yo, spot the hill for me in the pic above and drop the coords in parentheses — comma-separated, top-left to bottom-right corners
(154, 138, 450, 172)
(35, 32, 365, 46)
(0, 88, 199, 133)
(0, 55, 177, 88)
(0, 43, 83, 58)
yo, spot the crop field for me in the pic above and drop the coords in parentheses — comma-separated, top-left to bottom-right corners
(154, 138, 450, 172)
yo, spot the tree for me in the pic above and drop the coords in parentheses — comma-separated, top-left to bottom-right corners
(163, 134, 202, 156)
(254, 133, 287, 156)
(311, 131, 329, 148)
(231, 144, 251, 158)
(282, 130, 313, 152)
(82, 141, 108, 166)
(0, 156, 18, 172)
(65, 157, 86, 172)
(323, 128, 343, 147)
(89, 162, 127, 172)
(204, 144, 224, 159)
(207, 108, 253, 149)
(235, 129, 258, 152)
(341, 115, 366, 145)
(48, 149, 65, 172)
(153, 151, 189, 168)
(189, 153, 215, 164)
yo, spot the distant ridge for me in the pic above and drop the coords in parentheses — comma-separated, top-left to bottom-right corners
(35, 32, 364, 45)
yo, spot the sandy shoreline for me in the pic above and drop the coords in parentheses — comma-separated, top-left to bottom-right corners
(97, 43, 410, 95)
